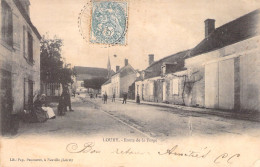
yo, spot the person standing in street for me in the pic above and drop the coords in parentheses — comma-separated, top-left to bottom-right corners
(58, 92, 66, 116)
(63, 84, 74, 111)
(122, 93, 127, 104)
(103, 92, 108, 104)
(112, 93, 115, 102)
(136, 93, 140, 104)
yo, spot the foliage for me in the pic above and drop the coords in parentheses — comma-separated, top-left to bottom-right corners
(40, 35, 75, 85)
(83, 77, 108, 89)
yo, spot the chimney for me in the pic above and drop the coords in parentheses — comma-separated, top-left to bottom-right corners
(116, 66, 120, 72)
(148, 54, 154, 66)
(204, 19, 215, 38)
(124, 59, 128, 66)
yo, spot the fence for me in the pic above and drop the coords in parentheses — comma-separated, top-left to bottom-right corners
(41, 82, 62, 97)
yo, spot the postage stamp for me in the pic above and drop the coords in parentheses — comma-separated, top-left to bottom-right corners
(90, 1, 128, 45)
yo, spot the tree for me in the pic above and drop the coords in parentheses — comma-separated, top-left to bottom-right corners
(83, 77, 108, 90)
(40, 35, 75, 86)
(182, 70, 203, 105)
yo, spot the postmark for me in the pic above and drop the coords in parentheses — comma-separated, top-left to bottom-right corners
(90, 1, 128, 45)
(78, 1, 92, 43)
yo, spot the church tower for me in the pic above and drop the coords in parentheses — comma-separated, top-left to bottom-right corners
(107, 56, 111, 78)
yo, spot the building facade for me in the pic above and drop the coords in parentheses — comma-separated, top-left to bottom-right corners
(0, 0, 41, 134)
(135, 51, 190, 103)
(102, 59, 138, 98)
(184, 9, 260, 111)
(135, 9, 260, 113)
(101, 79, 112, 96)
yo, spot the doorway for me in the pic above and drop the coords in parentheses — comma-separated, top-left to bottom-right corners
(1, 70, 13, 135)
(205, 59, 235, 110)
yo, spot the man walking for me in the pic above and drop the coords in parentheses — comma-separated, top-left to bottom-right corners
(122, 93, 127, 104)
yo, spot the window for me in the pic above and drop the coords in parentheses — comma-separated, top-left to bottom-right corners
(172, 78, 179, 95)
(13, 14, 20, 47)
(28, 32, 33, 63)
(1, 0, 13, 46)
(161, 65, 166, 75)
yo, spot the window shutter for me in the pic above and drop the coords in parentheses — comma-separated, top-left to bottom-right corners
(1, 0, 13, 46)
(23, 26, 27, 57)
(28, 32, 33, 63)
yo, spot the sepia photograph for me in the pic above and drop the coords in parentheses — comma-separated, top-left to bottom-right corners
(0, 0, 260, 166)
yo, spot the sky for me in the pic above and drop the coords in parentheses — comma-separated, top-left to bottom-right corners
(30, 0, 260, 71)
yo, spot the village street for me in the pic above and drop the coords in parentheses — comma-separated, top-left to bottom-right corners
(13, 94, 260, 140)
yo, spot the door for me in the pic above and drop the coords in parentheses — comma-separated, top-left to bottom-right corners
(1, 70, 12, 135)
(163, 81, 166, 101)
(205, 59, 235, 110)
(218, 59, 234, 110)
(205, 62, 219, 108)
(28, 80, 34, 110)
(154, 81, 163, 102)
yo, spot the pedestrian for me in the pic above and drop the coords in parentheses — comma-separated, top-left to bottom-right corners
(136, 93, 140, 104)
(96, 94, 98, 98)
(122, 93, 127, 104)
(63, 84, 74, 112)
(58, 93, 66, 116)
(112, 93, 115, 102)
(103, 92, 108, 104)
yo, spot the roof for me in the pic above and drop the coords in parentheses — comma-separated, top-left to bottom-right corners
(112, 64, 136, 77)
(144, 50, 190, 79)
(108, 69, 115, 77)
(102, 79, 111, 85)
(13, 0, 41, 39)
(135, 76, 142, 82)
(189, 9, 260, 57)
(74, 66, 109, 80)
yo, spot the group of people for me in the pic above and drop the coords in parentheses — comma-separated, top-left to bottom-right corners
(102, 93, 116, 104)
(102, 92, 129, 104)
(21, 84, 74, 123)
(90, 93, 98, 99)
(22, 94, 56, 123)
(103, 93, 108, 104)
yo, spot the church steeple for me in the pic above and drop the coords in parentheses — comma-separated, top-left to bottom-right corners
(107, 56, 111, 78)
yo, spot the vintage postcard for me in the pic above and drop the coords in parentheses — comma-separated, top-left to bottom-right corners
(1, 0, 260, 166)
